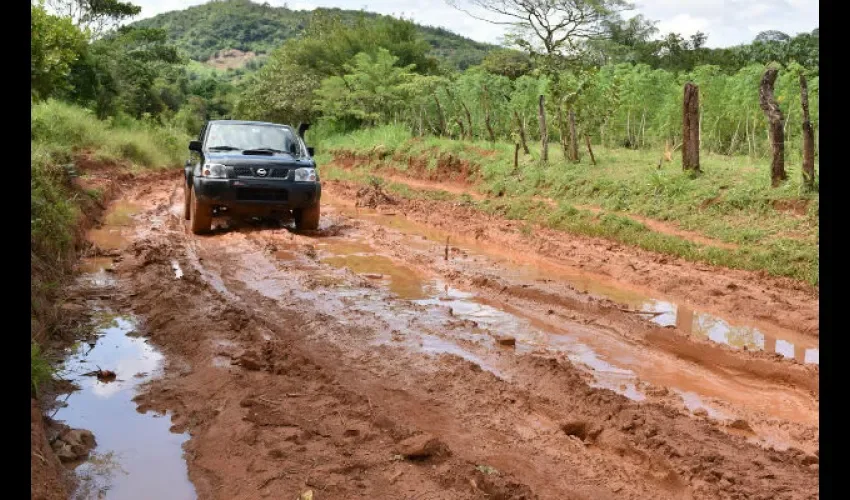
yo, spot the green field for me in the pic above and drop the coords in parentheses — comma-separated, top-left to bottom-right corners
(315, 125, 818, 285)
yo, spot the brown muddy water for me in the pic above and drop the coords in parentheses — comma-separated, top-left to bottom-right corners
(303, 231, 815, 428)
(324, 196, 819, 366)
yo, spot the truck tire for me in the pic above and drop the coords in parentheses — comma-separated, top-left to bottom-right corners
(293, 204, 320, 231)
(183, 181, 191, 220)
(189, 188, 212, 234)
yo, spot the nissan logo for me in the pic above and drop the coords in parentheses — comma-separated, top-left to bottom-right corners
(256, 168, 268, 177)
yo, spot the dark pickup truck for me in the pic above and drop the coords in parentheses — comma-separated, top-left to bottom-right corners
(184, 120, 321, 234)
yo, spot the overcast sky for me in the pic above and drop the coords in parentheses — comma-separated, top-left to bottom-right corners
(129, 0, 818, 48)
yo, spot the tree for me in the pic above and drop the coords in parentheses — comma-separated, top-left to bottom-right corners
(587, 14, 659, 65)
(480, 49, 532, 79)
(682, 82, 700, 172)
(313, 49, 416, 127)
(447, 0, 631, 60)
(64, 26, 184, 118)
(31, 3, 88, 101)
(45, 0, 141, 39)
(759, 67, 787, 187)
(236, 10, 437, 124)
(799, 72, 815, 190)
(754, 30, 790, 43)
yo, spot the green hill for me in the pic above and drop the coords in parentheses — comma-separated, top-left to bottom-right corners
(131, 0, 496, 71)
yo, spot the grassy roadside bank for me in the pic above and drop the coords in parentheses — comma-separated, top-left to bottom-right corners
(30, 100, 189, 394)
(313, 125, 818, 286)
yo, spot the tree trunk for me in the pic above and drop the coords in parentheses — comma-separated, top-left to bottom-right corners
(682, 82, 701, 172)
(513, 142, 519, 171)
(513, 110, 530, 154)
(444, 87, 472, 139)
(799, 73, 816, 190)
(433, 94, 446, 136)
(461, 101, 474, 140)
(538, 94, 548, 162)
(585, 135, 596, 165)
(569, 109, 579, 162)
(557, 105, 569, 159)
(728, 119, 742, 155)
(482, 85, 496, 144)
(454, 118, 466, 140)
(759, 68, 787, 187)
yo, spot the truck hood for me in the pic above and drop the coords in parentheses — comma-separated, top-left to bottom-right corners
(205, 152, 315, 168)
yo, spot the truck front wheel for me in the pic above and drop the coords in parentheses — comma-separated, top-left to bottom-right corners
(183, 180, 191, 220)
(189, 188, 212, 234)
(293, 204, 320, 231)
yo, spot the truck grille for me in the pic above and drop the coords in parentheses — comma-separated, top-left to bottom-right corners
(231, 166, 289, 178)
(236, 188, 288, 201)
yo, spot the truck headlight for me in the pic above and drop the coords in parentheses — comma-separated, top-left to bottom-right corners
(294, 168, 317, 182)
(202, 163, 227, 178)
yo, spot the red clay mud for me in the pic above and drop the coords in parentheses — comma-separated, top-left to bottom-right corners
(44, 171, 818, 499)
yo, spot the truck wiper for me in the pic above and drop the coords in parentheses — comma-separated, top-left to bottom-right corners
(244, 147, 289, 154)
(208, 145, 241, 151)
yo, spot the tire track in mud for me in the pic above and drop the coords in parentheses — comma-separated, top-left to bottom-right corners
(99, 173, 816, 499)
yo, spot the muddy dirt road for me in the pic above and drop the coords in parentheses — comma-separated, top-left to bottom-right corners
(59, 171, 818, 499)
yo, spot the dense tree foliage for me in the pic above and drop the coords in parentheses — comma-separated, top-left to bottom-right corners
(234, 12, 440, 125)
(45, 0, 141, 38)
(130, 0, 494, 69)
(31, 3, 88, 100)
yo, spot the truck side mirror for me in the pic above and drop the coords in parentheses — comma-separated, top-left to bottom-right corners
(307, 146, 315, 156)
(189, 140, 202, 152)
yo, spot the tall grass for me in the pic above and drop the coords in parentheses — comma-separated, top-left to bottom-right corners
(31, 100, 189, 391)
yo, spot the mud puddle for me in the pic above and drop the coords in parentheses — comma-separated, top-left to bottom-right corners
(306, 232, 751, 419)
(86, 201, 141, 252)
(295, 202, 818, 433)
(324, 195, 818, 365)
(54, 311, 195, 500)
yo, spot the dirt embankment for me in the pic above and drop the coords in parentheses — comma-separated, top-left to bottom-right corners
(52, 172, 819, 499)
(30, 157, 178, 500)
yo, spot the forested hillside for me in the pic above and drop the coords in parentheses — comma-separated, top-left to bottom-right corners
(131, 0, 496, 70)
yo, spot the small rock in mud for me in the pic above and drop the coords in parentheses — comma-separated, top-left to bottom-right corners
(493, 335, 516, 347)
(355, 185, 397, 209)
(396, 433, 447, 459)
(727, 419, 754, 433)
(52, 428, 96, 462)
(693, 408, 709, 418)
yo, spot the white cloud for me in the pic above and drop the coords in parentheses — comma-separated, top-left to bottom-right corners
(656, 14, 710, 39)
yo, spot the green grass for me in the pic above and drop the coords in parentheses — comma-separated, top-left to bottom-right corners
(31, 342, 53, 397)
(315, 125, 818, 285)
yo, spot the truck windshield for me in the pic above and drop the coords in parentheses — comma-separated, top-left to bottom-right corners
(205, 123, 302, 156)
